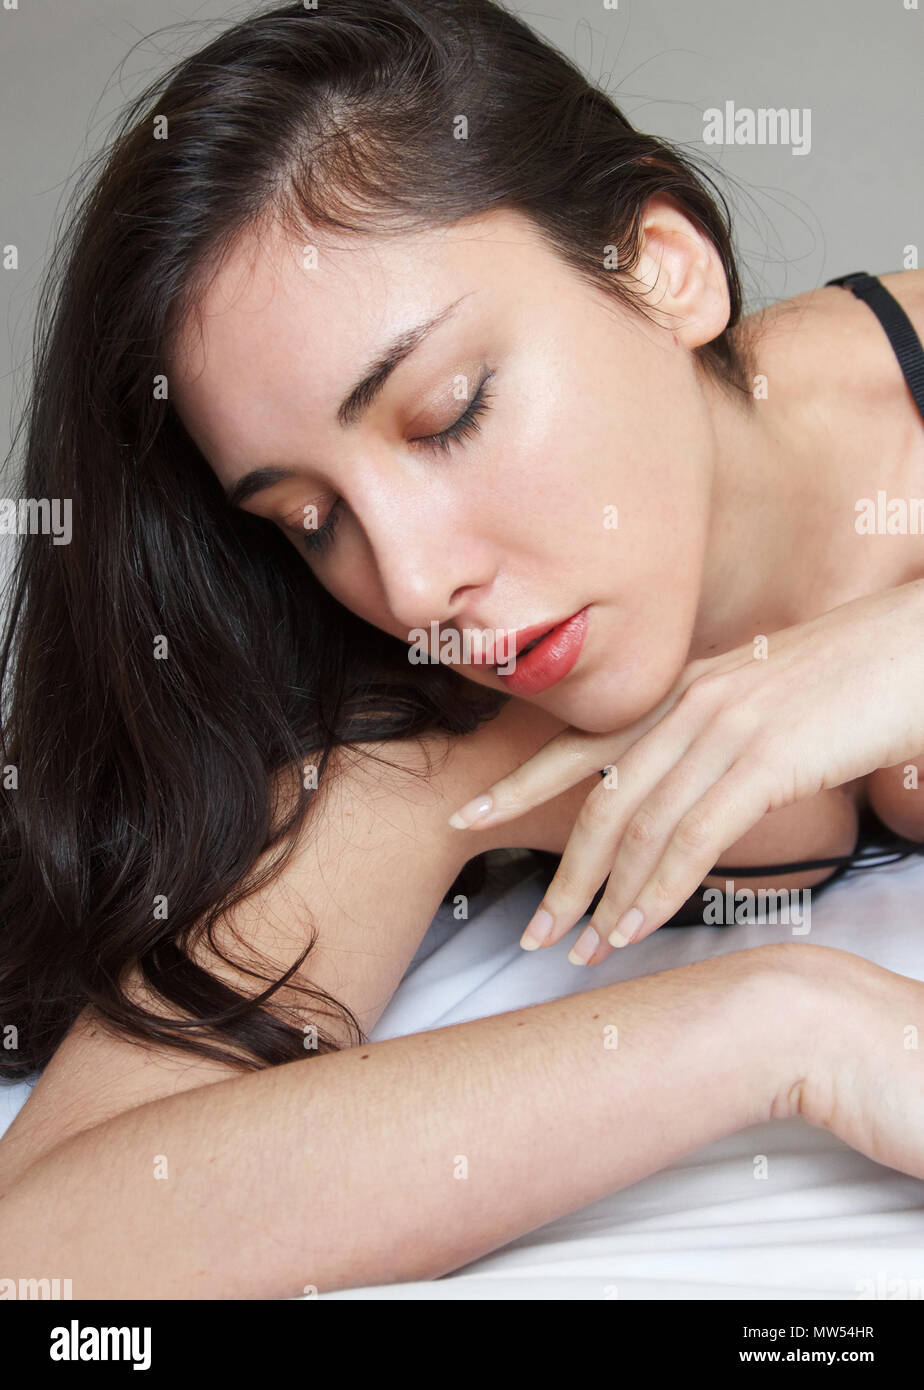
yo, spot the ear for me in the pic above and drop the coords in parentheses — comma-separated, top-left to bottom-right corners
(631, 194, 731, 349)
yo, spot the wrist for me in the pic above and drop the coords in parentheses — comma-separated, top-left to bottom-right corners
(724, 942, 837, 1128)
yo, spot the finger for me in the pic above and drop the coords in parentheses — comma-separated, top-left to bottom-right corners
(520, 704, 709, 949)
(566, 918, 619, 967)
(600, 765, 772, 948)
(448, 669, 706, 830)
(448, 727, 617, 829)
(518, 777, 627, 949)
(586, 728, 739, 944)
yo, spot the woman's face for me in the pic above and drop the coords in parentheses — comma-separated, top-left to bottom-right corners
(169, 202, 727, 733)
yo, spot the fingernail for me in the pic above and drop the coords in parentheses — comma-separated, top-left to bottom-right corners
(568, 925, 599, 965)
(608, 906, 644, 948)
(520, 906, 554, 949)
(448, 793, 493, 829)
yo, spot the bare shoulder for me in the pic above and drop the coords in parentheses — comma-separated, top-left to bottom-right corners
(744, 266, 924, 348)
(0, 693, 589, 1192)
(742, 268, 924, 449)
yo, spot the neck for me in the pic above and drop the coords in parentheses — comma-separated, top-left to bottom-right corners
(688, 281, 924, 660)
(689, 353, 836, 657)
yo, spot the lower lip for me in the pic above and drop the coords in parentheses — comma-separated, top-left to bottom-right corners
(497, 607, 590, 695)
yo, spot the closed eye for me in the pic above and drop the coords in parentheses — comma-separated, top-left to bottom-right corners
(294, 369, 495, 558)
(412, 369, 495, 455)
(299, 501, 341, 557)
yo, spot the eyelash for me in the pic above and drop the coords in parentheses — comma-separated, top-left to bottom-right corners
(299, 371, 495, 557)
(413, 370, 495, 456)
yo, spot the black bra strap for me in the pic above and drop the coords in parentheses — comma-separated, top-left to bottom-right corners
(825, 271, 924, 425)
(714, 837, 924, 878)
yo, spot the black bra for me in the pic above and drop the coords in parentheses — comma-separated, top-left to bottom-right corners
(645, 272, 924, 922)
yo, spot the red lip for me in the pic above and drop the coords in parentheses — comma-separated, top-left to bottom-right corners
(497, 606, 590, 695)
(509, 618, 567, 657)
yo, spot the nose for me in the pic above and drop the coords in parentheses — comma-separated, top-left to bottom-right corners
(362, 482, 494, 636)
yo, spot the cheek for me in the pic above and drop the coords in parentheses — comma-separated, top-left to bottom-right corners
(327, 572, 383, 629)
(623, 376, 714, 589)
(579, 423, 711, 609)
(295, 536, 385, 631)
(560, 337, 712, 546)
(610, 479, 709, 710)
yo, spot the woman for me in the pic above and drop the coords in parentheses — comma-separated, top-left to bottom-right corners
(1, 0, 923, 1298)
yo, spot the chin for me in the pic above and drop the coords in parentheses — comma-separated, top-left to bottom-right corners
(548, 687, 652, 735)
(553, 653, 684, 734)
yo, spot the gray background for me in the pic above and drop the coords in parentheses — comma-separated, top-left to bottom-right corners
(1, 0, 922, 485)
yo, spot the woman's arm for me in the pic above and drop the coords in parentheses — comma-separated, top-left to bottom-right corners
(0, 697, 586, 1193)
(1, 943, 814, 1298)
(2, 706, 919, 1299)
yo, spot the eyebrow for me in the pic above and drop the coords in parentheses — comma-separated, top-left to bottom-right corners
(224, 293, 471, 510)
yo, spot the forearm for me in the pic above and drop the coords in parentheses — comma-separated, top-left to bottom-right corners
(0, 944, 807, 1299)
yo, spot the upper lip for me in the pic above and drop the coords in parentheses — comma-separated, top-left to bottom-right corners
(511, 619, 561, 656)
(493, 615, 573, 660)
(438, 613, 577, 664)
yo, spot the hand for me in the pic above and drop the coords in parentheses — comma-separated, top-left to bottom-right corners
(785, 944, 924, 1186)
(447, 580, 924, 961)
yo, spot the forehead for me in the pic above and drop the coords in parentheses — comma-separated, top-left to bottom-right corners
(169, 206, 552, 392)
(165, 207, 566, 482)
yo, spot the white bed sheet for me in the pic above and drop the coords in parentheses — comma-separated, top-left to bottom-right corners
(2, 853, 922, 1300)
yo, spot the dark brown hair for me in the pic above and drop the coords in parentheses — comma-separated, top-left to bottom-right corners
(0, 0, 753, 1079)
